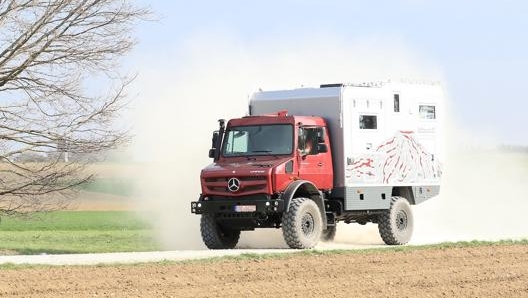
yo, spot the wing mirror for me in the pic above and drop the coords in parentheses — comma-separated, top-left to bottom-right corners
(209, 131, 219, 158)
(211, 131, 219, 148)
(317, 143, 328, 153)
(316, 127, 325, 143)
(208, 148, 216, 158)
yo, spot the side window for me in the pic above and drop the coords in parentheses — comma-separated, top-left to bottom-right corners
(419, 105, 436, 119)
(298, 127, 318, 155)
(394, 94, 400, 112)
(359, 115, 377, 129)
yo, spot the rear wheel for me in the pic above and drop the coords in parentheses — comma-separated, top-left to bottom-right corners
(378, 196, 414, 245)
(282, 197, 322, 249)
(200, 214, 240, 249)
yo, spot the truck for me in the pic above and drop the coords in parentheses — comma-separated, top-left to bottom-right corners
(191, 80, 444, 249)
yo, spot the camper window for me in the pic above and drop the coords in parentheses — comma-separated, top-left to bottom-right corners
(419, 105, 436, 119)
(394, 94, 400, 112)
(359, 115, 377, 129)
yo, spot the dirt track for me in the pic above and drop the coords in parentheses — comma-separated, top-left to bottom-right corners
(0, 244, 527, 298)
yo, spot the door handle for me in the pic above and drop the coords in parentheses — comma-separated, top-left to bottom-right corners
(317, 162, 323, 167)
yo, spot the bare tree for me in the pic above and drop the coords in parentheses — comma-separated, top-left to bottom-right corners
(0, 0, 148, 215)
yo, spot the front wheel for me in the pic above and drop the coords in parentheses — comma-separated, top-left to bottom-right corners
(378, 196, 414, 245)
(282, 197, 323, 249)
(200, 214, 240, 249)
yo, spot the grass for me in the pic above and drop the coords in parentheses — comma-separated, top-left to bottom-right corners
(172, 239, 528, 266)
(78, 177, 136, 197)
(0, 237, 527, 269)
(2, 210, 526, 257)
(0, 211, 160, 254)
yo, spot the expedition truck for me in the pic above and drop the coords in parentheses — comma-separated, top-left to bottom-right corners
(191, 81, 444, 249)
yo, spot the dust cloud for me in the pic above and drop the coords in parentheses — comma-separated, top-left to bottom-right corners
(130, 33, 526, 250)
(411, 124, 528, 244)
(326, 121, 528, 247)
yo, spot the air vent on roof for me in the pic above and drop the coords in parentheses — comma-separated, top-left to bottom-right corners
(320, 83, 343, 88)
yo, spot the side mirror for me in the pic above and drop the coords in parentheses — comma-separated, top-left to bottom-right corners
(316, 127, 325, 143)
(211, 131, 219, 148)
(317, 143, 328, 153)
(208, 148, 216, 158)
(209, 131, 220, 159)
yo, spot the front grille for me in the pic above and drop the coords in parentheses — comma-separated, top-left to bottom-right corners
(203, 176, 267, 195)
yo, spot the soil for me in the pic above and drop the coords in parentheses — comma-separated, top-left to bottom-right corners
(0, 244, 526, 298)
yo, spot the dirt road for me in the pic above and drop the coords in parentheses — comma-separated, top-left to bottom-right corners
(0, 244, 526, 298)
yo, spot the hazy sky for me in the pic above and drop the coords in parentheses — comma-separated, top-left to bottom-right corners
(129, 0, 528, 146)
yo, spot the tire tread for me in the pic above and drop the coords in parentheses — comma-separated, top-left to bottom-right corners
(282, 197, 322, 249)
(200, 214, 240, 249)
(378, 196, 413, 245)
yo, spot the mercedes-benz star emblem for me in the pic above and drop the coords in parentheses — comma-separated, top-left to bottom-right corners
(227, 177, 240, 192)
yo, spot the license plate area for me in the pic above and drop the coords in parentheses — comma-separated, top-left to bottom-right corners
(234, 205, 256, 212)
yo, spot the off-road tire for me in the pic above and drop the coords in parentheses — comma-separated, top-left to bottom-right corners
(200, 214, 240, 249)
(378, 196, 414, 245)
(320, 225, 336, 242)
(282, 197, 323, 249)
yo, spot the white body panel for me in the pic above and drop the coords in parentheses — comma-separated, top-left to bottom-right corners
(250, 81, 444, 209)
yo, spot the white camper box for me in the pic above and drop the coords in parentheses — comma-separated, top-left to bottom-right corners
(250, 81, 444, 211)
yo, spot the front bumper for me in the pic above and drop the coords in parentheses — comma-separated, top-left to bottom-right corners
(191, 198, 285, 215)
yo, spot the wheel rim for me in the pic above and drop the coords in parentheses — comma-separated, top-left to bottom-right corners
(301, 213, 315, 236)
(395, 210, 408, 231)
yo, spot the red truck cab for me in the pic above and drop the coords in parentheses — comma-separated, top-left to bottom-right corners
(192, 111, 334, 249)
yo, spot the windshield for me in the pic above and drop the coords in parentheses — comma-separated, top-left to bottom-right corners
(222, 124, 293, 156)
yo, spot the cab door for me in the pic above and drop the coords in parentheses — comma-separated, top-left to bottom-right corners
(297, 126, 333, 189)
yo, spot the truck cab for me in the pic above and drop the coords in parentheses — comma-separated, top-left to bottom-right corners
(193, 111, 334, 249)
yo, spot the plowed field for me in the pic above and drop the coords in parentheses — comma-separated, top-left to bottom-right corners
(1, 244, 527, 298)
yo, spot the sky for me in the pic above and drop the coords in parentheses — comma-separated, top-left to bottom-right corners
(127, 0, 528, 147)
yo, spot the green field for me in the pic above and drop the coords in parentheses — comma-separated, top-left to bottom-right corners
(78, 177, 136, 197)
(0, 211, 160, 255)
